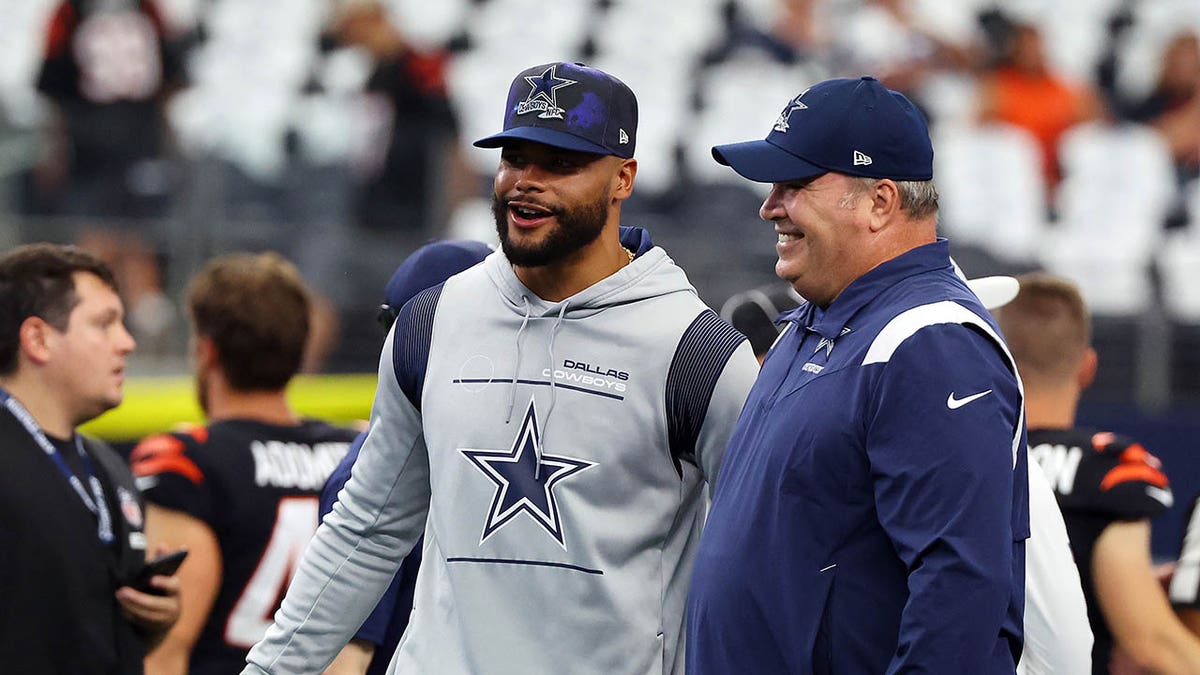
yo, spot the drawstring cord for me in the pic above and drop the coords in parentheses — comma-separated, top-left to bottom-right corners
(506, 296, 532, 424)
(536, 301, 569, 479)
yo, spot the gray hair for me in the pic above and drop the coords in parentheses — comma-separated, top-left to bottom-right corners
(841, 176, 939, 222)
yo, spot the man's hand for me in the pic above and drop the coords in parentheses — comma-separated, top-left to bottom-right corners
(116, 573, 181, 650)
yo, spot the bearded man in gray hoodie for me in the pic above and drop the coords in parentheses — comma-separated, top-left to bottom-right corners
(244, 61, 759, 675)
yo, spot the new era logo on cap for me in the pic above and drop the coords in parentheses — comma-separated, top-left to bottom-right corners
(474, 61, 638, 159)
(711, 77, 934, 183)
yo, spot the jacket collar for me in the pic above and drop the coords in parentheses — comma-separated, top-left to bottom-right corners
(780, 239, 952, 340)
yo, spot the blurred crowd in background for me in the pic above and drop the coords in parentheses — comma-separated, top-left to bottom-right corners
(0, 0, 1198, 409)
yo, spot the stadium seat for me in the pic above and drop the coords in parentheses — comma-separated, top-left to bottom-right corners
(729, 0, 782, 33)
(933, 122, 1047, 264)
(1040, 122, 1176, 315)
(386, 0, 472, 52)
(1041, 239, 1155, 316)
(916, 72, 981, 129)
(593, 0, 725, 61)
(1056, 121, 1176, 247)
(468, 0, 593, 55)
(166, 0, 326, 180)
(1159, 229, 1200, 322)
(910, 0, 989, 47)
(0, 0, 58, 104)
(0, 0, 56, 184)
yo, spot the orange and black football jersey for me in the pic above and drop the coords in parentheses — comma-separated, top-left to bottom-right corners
(1029, 427, 1172, 674)
(131, 419, 356, 675)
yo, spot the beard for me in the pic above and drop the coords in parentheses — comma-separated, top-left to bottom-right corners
(492, 191, 609, 267)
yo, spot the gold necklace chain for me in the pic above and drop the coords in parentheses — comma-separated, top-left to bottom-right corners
(625, 247, 635, 263)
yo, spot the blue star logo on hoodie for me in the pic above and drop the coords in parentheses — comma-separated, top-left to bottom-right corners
(460, 398, 595, 547)
(516, 65, 576, 119)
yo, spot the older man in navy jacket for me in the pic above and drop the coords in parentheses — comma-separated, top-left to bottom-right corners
(688, 77, 1029, 673)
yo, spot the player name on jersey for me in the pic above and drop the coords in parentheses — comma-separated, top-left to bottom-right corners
(1029, 442, 1083, 496)
(251, 440, 350, 490)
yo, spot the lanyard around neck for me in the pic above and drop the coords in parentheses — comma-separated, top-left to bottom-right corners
(0, 387, 114, 545)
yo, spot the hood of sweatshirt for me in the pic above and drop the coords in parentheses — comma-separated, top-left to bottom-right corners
(484, 226, 699, 318)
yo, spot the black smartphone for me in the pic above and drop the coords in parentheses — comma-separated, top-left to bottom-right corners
(132, 548, 188, 594)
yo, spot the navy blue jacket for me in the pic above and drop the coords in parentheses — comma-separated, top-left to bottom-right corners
(688, 241, 1029, 674)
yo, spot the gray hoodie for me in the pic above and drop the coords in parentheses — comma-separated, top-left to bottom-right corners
(244, 228, 759, 674)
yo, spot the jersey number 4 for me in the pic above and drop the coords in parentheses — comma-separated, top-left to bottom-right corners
(225, 497, 319, 647)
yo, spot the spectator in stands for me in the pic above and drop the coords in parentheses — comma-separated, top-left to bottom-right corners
(762, 0, 825, 62)
(701, 0, 828, 67)
(978, 18, 1103, 189)
(1128, 29, 1200, 188)
(329, 0, 472, 234)
(0, 242, 181, 673)
(322, 239, 492, 675)
(131, 252, 359, 674)
(831, 0, 973, 111)
(995, 272, 1200, 674)
(32, 0, 187, 352)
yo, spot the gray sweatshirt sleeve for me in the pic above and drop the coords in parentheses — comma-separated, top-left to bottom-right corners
(243, 328, 431, 674)
(695, 340, 757, 494)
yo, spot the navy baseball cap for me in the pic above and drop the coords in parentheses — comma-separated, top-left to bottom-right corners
(377, 240, 492, 328)
(712, 76, 933, 183)
(473, 61, 637, 158)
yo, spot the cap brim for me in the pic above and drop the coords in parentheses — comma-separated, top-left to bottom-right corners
(474, 127, 615, 156)
(711, 138, 827, 183)
(966, 276, 1020, 310)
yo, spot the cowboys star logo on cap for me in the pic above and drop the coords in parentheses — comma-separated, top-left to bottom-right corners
(475, 62, 638, 158)
(517, 64, 577, 120)
(773, 89, 810, 133)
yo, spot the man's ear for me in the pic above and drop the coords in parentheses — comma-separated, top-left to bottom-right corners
(1077, 346, 1098, 390)
(18, 316, 56, 366)
(194, 335, 219, 370)
(867, 179, 901, 232)
(613, 157, 637, 200)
